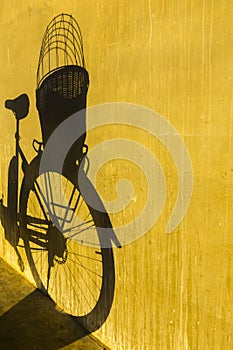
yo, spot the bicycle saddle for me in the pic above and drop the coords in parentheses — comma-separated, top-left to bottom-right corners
(5, 93, 29, 120)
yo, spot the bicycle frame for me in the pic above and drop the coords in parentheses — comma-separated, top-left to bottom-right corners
(12, 115, 92, 247)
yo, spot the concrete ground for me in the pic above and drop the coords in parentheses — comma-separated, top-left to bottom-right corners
(0, 258, 108, 350)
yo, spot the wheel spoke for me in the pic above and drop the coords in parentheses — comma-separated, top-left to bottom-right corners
(68, 251, 102, 262)
(65, 223, 95, 239)
(63, 219, 94, 234)
(68, 256, 102, 279)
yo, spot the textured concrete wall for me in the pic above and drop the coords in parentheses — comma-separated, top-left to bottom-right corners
(0, 1, 233, 349)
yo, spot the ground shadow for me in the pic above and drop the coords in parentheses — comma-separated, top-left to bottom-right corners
(0, 289, 103, 350)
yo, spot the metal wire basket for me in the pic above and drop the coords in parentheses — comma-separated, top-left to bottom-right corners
(36, 14, 89, 151)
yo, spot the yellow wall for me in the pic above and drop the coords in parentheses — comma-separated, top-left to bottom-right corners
(1, 1, 233, 349)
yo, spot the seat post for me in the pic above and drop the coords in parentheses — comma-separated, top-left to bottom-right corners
(14, 118, 19, 213)
(16, 119, 19, 150)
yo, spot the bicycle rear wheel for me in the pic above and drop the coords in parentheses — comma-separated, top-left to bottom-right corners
(20, 156, 115, 330)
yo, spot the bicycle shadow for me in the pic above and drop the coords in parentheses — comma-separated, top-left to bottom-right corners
(1, 13, 119, 339)
(0, 289, 103, 350)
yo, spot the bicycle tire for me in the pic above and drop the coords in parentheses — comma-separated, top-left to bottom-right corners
(19, 155, 115, 331)
(6, 156, 19, 247)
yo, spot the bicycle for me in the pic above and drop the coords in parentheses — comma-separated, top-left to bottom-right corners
(0, 13, 120, 332)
